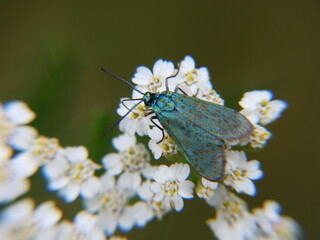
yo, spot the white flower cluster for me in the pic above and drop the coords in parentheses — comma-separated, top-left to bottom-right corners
(0, 56, 300, 240)
(0, 102, 125, 239)
(206, 186, 301, 240)
(100, 134, 194, 234)
(108, 56, 299, 239)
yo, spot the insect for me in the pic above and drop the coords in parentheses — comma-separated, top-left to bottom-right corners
(101, 68, 253, 181)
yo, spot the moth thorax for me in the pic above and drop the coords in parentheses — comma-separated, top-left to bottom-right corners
(156, 95, 175, 112)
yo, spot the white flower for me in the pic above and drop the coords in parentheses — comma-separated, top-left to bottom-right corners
(7, 125, 38, 151)
(103, 134, 153, 190)
(251, 200, 302, 239)
(150, 163, 194, 212)
(239, 90, 288, 125)
(132, 59, 176, 93)
(0, 101, 37, 150)
(0, 145, 31, 203)
(126, 201, 154, 229)
(84, 174, 135, 236)
(196, 177, 219, 199)
(207, 186, 257, 240)
(247, 124, 272, 148)
(0, 198, 62, 240)
(132, 180, 172, 227)
(43, 146, 102, 202)
(52, 220, 76, 240)
(224, 151, 263, 196)
(1, 101, 35, 124)
(31, 136, 62, 163)
(148, 127, 178, 159)
(57, 211, 107, 240)
(200, 89, 225, 105)
(117, 59, 177, 137)
(54, 219, 105, 240)
(8, 136, 63, 182)
(175, 55, 212, 96)
(117, 99, 150, 136)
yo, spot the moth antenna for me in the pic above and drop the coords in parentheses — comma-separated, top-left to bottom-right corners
(103, 100, 144, 135)
(100, 67, 145, 95)
(121, 98, 143, 111)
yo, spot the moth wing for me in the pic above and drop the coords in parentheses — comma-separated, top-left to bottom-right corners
(172, 93, 253, 142)
(157, 112, 226, 181)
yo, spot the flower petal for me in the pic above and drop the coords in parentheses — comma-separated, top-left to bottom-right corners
(178, 180, 194, 199)
(65, 146, 88, 162)
(4, 101, 35, 124)
(172, 195, 184, 211)
(59, 183, 81, 202)
(81, 177, 102, 198)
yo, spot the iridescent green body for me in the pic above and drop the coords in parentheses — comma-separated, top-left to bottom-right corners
(143, 91, 253, 181)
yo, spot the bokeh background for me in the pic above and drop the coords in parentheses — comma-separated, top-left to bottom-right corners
(1, 0, 319, 239)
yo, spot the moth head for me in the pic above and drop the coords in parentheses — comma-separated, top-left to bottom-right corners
(143, 92, 157, 106)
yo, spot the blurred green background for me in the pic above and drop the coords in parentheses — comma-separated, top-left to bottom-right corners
(0, 0, 319, 239)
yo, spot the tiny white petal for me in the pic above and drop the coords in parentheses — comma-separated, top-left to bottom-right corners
(43, 156, 69, 179)
(112, 134, 136, 152)
(74, 211, 97, 233)
(133, 201, 154, 227)
(153, 192, 164, 202)
(48, 176, 70, 190)
(0, 144, 12, 160)
(180, 55, 195, 72)
(263, 200, 281, 222)
(102, 153, 123, 176)
(34, 201, 62, 228)
(117, 171, 141, 190)
(152, 165, 173, 183)
(150, 182, 162, 194)
(172, 195, 184, 211)
(171, 163, 190, 181)
(119, 207, 136, 231)
(148, 140, 162, 159)
(4, 101, 35, 124)
(8, 126, 38, 150)
(81, 177, 102, 198)
(65, 146, 88, 162)
(100, 215, 118, 236)
(59, 183, 81, 202)
(141, 163, 156, 179)
(178, 181, 195, 199)
(99, 174, 116, 190)
(1, 198, 34, 222)
(138, 180, 153, 200)
(132, 66, 153, 85)
(153, 59, 174, 77)
(11, 151, 39, 178)
(0, 178, 30, 203)
(236, 178, 256, 196)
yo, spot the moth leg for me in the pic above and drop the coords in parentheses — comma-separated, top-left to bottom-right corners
(175, 87, 188, 96)
(145, 110, 155, 117)
(165, 64, 180, 91)
(193, 88, 200, 97)
(150, 116, 165, 143)
(175, 87, 199, 97)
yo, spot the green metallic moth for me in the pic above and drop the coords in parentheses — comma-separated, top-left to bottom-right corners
(102, 68, 253, 182)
